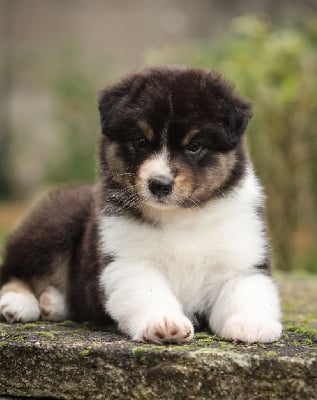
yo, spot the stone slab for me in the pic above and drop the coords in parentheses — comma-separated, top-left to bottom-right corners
(0, 274, 316, 400)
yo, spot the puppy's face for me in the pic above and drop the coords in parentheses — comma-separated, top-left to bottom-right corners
(98, 67, 252, 212)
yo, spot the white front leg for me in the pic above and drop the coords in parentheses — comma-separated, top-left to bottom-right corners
(209, 273, 282, 343)
(100, 260, 194, 344)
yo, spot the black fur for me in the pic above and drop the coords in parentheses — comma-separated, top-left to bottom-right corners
(98, 66, 252, 151)
(0, 66, 256, 323)
(98, 66, 253, 217)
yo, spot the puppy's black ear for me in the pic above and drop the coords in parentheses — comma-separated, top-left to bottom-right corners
(221, 98, 253, 150)
(97, 84, 128, 135)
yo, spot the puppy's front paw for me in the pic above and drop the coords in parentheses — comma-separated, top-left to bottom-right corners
(0, 292, 40, 323)
(134, 314, 194, 344)
(220, 313, 282, 343)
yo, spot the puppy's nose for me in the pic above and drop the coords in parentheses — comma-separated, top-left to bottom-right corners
(148, 176, 173, 198)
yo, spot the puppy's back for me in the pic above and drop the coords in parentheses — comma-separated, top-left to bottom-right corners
(0, 184, 95, 288)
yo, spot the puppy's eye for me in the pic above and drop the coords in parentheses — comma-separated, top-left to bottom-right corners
(185, 141, 202, 153)
(135, 137, 150, 150)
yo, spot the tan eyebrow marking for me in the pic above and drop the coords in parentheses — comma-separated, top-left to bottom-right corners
(181, 128, 199, 147)
(138, 120, 155, 142)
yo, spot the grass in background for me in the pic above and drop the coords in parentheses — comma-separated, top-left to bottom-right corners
(47, 48, 99, 185)
(0, 230, 7, 264)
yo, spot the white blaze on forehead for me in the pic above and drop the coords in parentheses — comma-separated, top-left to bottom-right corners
(138, 150, 172, 181)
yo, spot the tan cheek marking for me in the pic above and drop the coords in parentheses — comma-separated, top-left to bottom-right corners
(174, 172, 194, 197)
(106, 142, 132, 186)
(135, 158, 157, 194)
(181, 129, 199, 147)
(193, 151, 237, 199)
(138, 120, 155, 142)
(217, 151, 237, 181)
(173, 163, 195, 197)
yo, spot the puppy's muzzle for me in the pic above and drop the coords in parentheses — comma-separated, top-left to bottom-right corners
(148, 175, 173, 198)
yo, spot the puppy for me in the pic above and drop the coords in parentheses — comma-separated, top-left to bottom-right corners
(0, 66, 282, 343)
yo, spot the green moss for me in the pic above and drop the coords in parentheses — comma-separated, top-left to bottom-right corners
(133, 338, 249, 356)
(167, 344, 192, 351)
(194, 332, 232, 349)
(0, 341, 8, 349)
(37, 331, 56, 341)
(75, 326, 90, 333)
(133, 344, 169, 357)
(78, 349, 91, 357)
(285, 324, 317, 336)
(59, 320, 76, 327)
(4, 334, 27, 343)
(194, 332, 213, 340)
(16, 323, 38, 330)
(266, 351, 278, 357)
(133, 347, 146, 361)
(148, 345, 167, 351)
(92, 342, 102, 348)
(217, 341, 235, 349)
(303, 338, 313, 345)
(195, 337, 216, 344)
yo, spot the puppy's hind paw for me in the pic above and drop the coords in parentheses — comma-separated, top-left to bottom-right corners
(39, 286, 68, 321)
(0, 292, 40, 323)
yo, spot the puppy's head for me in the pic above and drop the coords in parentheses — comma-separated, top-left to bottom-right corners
(98, 66, 252, 213)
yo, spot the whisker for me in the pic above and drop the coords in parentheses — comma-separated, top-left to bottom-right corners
(113, 173, 135, 177)
(188, 198, 200, 209)
(108, 171, 136, 184)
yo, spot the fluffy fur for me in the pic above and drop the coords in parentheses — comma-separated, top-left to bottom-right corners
(0, 66, 282, 343)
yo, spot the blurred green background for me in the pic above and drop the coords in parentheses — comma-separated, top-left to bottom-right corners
(0, 0, 316, 273)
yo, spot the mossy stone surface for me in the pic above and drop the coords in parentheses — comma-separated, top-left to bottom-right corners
(0, 274, 316, 400)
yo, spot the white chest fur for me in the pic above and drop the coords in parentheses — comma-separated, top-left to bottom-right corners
(99, 169, 267, 316)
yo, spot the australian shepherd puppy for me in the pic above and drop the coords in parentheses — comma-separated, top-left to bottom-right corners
(0, 66, 282, 343)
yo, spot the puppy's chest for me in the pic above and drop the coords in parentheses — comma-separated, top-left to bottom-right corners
(100, 215, 231, 312)
(99, 211, 260, 312)
(100, 215, 227, 271)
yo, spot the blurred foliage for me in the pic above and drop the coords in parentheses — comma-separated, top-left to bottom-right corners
(27, 16, 317, 273)
(47, 48, 99, 185)
(0, 130, 12, 200)
(145, 15, 317, 272)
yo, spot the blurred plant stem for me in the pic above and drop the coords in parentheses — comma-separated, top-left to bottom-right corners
(0, 0, 14, 199)
(47, 48, 99, 185)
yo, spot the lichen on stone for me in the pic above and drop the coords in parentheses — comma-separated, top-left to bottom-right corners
(0, 275, 316, 399)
